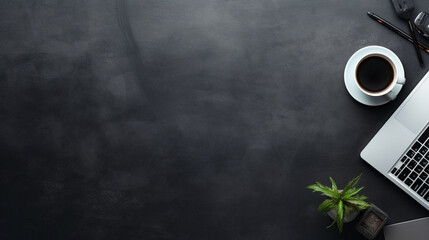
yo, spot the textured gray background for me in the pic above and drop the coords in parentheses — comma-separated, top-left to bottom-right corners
(1, 0, 429, 239)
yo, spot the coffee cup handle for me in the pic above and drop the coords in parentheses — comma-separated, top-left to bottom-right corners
(386, 91, 397, 100)
(397, 76, 406, 85)
(386, 77, 405, 100)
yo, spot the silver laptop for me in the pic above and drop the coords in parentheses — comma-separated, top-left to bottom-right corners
(384, 217, 429, 240)
(361, 70, 429, 211)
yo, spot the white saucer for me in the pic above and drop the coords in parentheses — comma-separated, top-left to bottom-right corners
(344, 46, 405, 106)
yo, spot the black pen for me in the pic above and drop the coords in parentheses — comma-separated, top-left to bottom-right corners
(367, 12, 429, 54)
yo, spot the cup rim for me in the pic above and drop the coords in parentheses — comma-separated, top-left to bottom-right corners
(354, 53, 398, 97)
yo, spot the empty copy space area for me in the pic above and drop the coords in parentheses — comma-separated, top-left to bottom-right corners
(1, 0, 429, 239)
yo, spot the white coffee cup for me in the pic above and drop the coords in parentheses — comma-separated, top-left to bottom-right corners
(354, 48, 405, 100)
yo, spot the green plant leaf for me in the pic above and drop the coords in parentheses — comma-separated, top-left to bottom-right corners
(326, 218, 337, 229)
(355, 195, 368, 201)
(307, 182, 336, 198)
(345, 198, 371, 210)
(329, 177, 337, 192)
(337, 200, 344, 233)
(317, 199, 337, 215)
(343, 204, 350, 217)
(342, 186, 365, 200)
(337, 217, 344, 233)
(343, 173, 362, 194)
(329, 177, 341, 199)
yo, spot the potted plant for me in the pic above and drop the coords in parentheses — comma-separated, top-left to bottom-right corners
(307, 173, 371, 233)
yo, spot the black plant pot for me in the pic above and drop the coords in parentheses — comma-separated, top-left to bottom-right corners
(356, 204, 388, 239)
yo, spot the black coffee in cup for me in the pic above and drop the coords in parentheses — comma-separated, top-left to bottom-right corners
(356, 56, 394, 93)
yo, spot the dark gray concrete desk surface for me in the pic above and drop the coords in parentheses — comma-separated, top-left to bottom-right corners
(2, 0, 429, 239)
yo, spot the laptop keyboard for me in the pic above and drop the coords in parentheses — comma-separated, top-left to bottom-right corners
(391, 125, 429, 202)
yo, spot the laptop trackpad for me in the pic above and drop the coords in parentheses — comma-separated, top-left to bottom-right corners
(395, 76, 429, 134)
